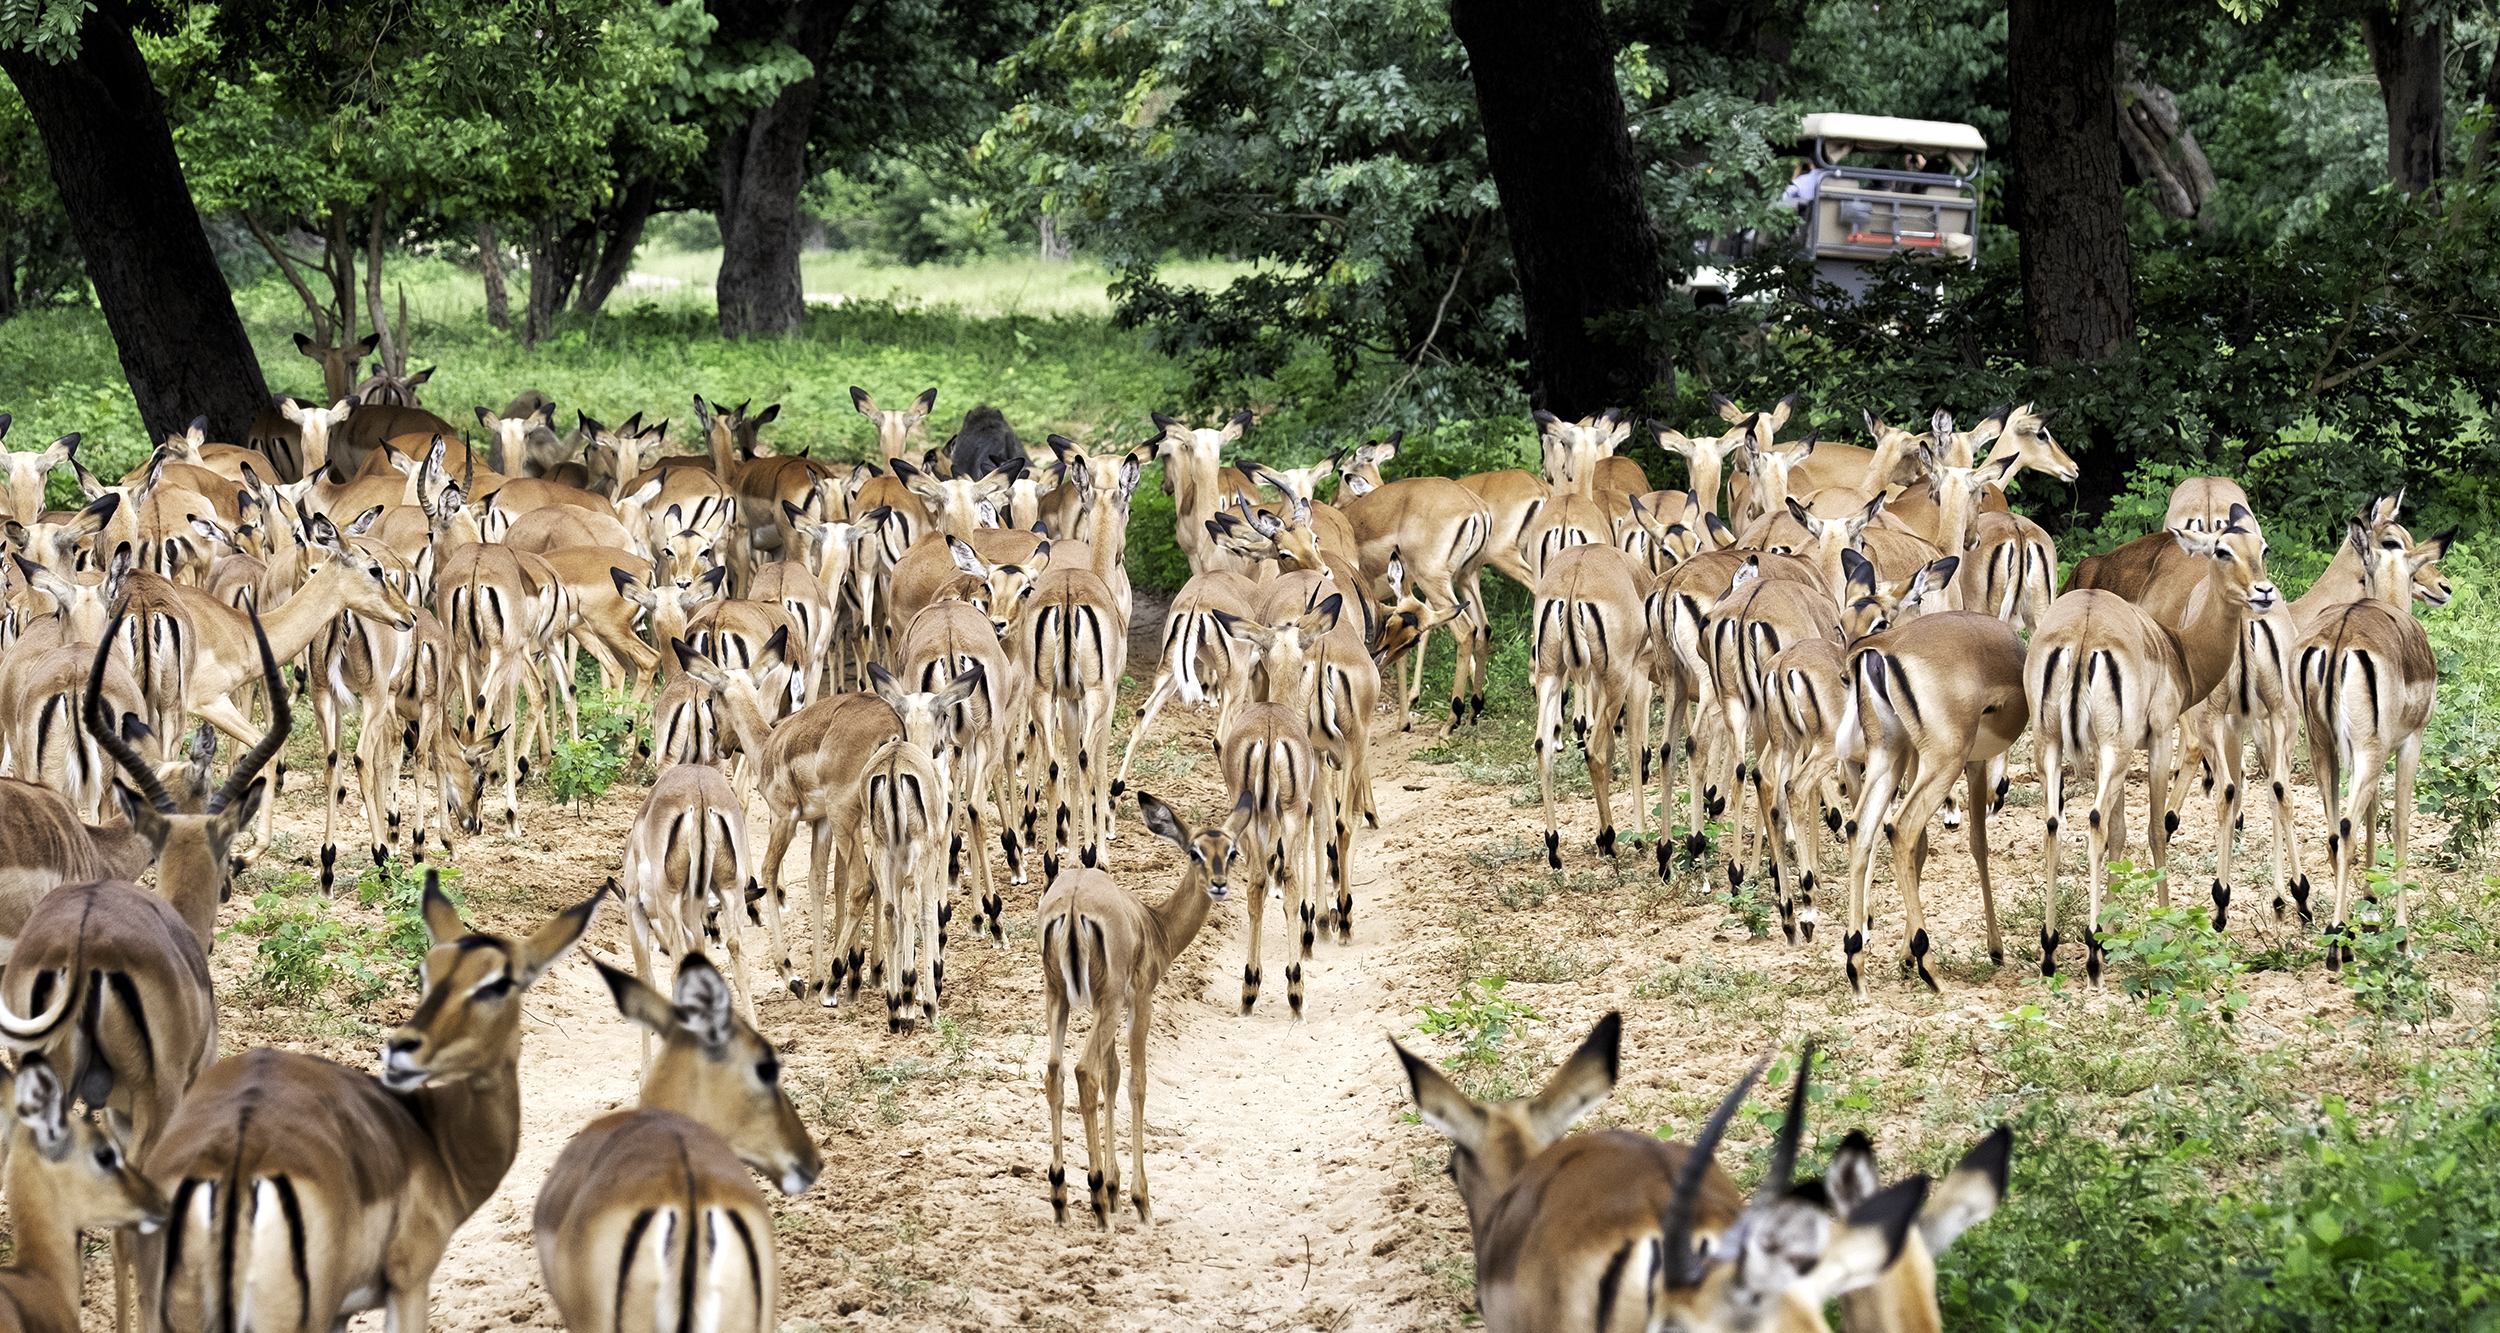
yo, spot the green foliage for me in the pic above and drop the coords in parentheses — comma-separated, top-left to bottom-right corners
(2339, 881, 2453, 1028)
(1942, 1055, 2500, 1330)
(357, 859, 464, 971)
(547, 684, 646, 807)
(2422, 546, 2500, 861)
(2096, 867, 2250, 1021)
(220, 878, 391, 1006)
(1414, 977, 1541, 1072)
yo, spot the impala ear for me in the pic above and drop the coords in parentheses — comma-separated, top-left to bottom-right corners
(1392, 1038, 1489, 1157)
(669, 955, 736, 1050)
(1802, 1176, 1931, 1303)
(419, 870, 467, 948)
(1702, 512, 1737, 549)
(595, 954, 680, 1035)
(934, 660, 985, 712)
(1827, 1129, 1883, 1214)
(850, 386, 876, 417)
(1784, 496, 1811, 526)
(1918, 1124, 2011, 1256)
(13, 1057, 69, 1159)
(1135, 791, 1189, 849)
(1523, 1011, 1619, 1145)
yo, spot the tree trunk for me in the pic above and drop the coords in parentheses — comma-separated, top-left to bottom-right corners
(1450, 0, 1670, 418)
(574, 175, 659, 315)
(478, 222, 511, 330)
(0, 11, 272, 445)
(1038, 214, 1071, 262)
(715, 0, 859, 339)
(323, 203, 358, 354)
(2009, 0, 2133, 366)
(2113, 72, 2217, 226)
(2362, 0, 2444, 195)
(363, 191, 404, 379)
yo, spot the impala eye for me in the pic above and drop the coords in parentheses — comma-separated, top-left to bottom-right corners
(93, 1145, 117, 1169)
(472, 974, 513, 1002)
(757, 1056, 781, 1084)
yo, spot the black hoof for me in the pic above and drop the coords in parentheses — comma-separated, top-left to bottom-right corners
(2289, 875, 2313, 924)
(1545, 829, 1561, 870)
(1596, 826, 1617, 858)
(1910, 929, 1936, 992)
(2210, 879, 2230, 933)
(2040, 927, 2061, 977)
(1110, 779, 1126, 797)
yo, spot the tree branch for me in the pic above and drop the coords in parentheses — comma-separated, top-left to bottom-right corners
(243, 208, 330, 339)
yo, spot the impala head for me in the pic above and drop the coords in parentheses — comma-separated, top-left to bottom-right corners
(379, 873, 600, 1092)
(1053, 435, 1153, 542)
(1372, 551, 1469, 670)
(579, 411, 660, 496)
(305, 538, 418, 630)
(293, 330, 380, 401)
(1826, 1124, 2012, 1330)
(2349, 517, 2456, 609)
(868, 659, 985, 762)
(1151, 410, 1250, 481)
(1652, 1047, 1933, 1332)
(649, 512, 720, 592)
(1329, 431, 1399, 498)
(598, 955, 821, 1195)
(1989, 403, 2079, 483)
(896, 456, 1017, 541)
(852, 386, 938, 459)
(1228, 485, 1323, 570)
(3, 1056, 168, 1236)
(1136, 791, 1242, 902)
(1918, 447, 2019, 551)
(356, 362, 433, 409)
(946, 536, 1048, 638)
(1214, 594, 1340, 698)
(277, 397, 356, 477)
(473, 400, 564, 475)
(1838, 548, 1960, 640)
(1533, 409, 1631, 495)
(1713, 391, 1800, 434)
(1785, 493, 1883, 583)
(1748, 434, 1818, 513)
(1944, 405, 2010, 465)
(2172, 504, 2278, 615)
(1654, 423, 1748, 513)
(438, 715, 502, 838)
(691, 396, 780, 461)
(88, 605, 290, 929)
(0, 429, 78, 525)
(5, 490, 117, 575)
(13, 544, 122, 645)
(1396, 1011, 1622, 1224)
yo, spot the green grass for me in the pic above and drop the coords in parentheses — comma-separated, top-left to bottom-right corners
(631, 246, 1252, 320)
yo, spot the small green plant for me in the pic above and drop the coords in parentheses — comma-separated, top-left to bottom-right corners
(1722, 874, 1774, 939)
(1415, 977, 1541, 1070)
(356, 860, 465, 971)
(2096, 869, 2248, 1021)
(219, 885, 389, 1005)
(2341, 881, 2452, 1027)
(547, 685, 647, 806)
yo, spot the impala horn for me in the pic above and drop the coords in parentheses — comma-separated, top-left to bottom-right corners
(85, 616, 180, 817)
(1661, 1051, 1773, 1288)
(209, 607, 291, 816)
(0, 970, 76, 1046)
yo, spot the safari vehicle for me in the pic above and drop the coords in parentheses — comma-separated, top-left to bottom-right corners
(1680, 113, 1986, 305)
(1787, 113, 1985, 296)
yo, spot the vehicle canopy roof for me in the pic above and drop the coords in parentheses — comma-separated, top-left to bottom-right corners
(1799, 114, 1987, 172)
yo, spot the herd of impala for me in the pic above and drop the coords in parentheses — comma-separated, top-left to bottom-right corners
(0, 325, 2446, 1329)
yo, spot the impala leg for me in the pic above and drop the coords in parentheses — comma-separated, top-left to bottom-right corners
(627, 890, 660, 1071)
(1088, 1016, 1122, 1229)
(757, 812, 801, 998)
(2393, 731, 2422, 937)
(1964, 761, 2004, 966)
(1241, 848, 1268, 1015)
(1654, 676, 1690, 879)
(2264, 722, 2305, 922)
(1624, 673, 1654, 850)
(1128, 990, 1156, 1228)
(994, 759, 1027, 891)
(2146, 726, 2177, 905)
(361, 700, 400, 872)
(315, 676, 347, 895)
(2211, 714, 2247, 931)
(1765, 737, 1800, 945)
(920, 830, 944, 1022)
(1718, 698, 1755, 896)
(2037, 735, 2067, 977)
(1283, 817, 1309, 1021)
(1044, 995, 1072, 1225)
(1889, 760, 1961, 991)
(1586, 687, 1619, 862)
(1842, 739, 1901, 997)
(1535, 671, 1566, 869)
(1114, 670, 1179, 799)
(2085, 745, 2126, 987)
(811, 818, 841, 1005)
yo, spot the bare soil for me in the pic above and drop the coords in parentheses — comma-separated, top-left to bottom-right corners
(59, 662, 2491, 1332)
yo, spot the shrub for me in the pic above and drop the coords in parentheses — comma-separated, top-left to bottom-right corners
(220, 880, 390, 1005)
(356, 859, 464, 973)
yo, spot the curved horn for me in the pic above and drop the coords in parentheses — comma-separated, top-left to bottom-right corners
(209, 606, 291, 815)
(1662, 1051, 1772, 1287)
(0, 971, 74, 1046)
(85, 617, 178, 816)
(1755, 1042, 1817, 1205)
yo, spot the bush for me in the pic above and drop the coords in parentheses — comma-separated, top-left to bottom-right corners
(546, 683, 645, 807)
(356, 859, 464, 973)
(220, 879, 391, 1005)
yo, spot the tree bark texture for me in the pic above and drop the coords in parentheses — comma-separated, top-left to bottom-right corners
(714, 0, 859, 339)
(363, 192, 404, 378)
(2008, 0, 2133, 365)
(575, 175, 660, 315)
(478, 222, 511, 330)
(2362, 0, 2444, 195)
(2114, 76, 2217, 225)
(0, 11, 272, 447)
(1450, 0, 1671, 418)
(524, 216, 595, 347)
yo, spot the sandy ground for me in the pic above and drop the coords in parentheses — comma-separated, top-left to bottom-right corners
(42, 617, 2484, 1332)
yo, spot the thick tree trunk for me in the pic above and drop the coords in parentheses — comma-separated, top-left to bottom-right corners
(2362, 0, 2444, 195)
(0, 11, 271, 445)
(1450, 0, 1670, 418)
(2114, 73, 2217, 225)
(1037, 214, 1071, 262)
(2009, 0, 2133, 365)
(715, 0, 858, 339)
(524, 217, 594, 347)
(575, 175, 659, 315)
(363, 191, 404, 379)
(478, 222, 511, 330)
(322, 203, 358, 353)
